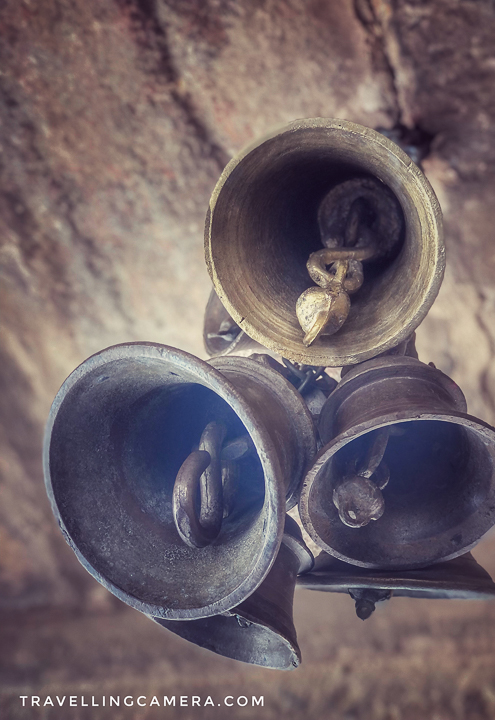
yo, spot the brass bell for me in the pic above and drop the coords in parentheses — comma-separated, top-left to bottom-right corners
(205, 118, 444, 367)
(152, 516, 313, 669)
(299, 355, 495, 570)
(204, 288, 263, 357)
(298, 551, 495, 620)
(44, 343, 316, 619)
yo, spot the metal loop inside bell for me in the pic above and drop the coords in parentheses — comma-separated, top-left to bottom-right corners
(299, 355, 495, 570)
(44, 343, 290, 621)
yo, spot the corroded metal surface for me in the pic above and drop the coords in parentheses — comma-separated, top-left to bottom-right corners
(296, 178, 403, 346)
(210, 355, 318, 510)
(298, 552, 495, 612)
(173, 449, 218, 548)
(203, 289, 264, 357)
(205, 118, 445, 367)
(152, 516, 313, 670)
(43, 343, 291, 620)
(299, 355, 495, 570)
(172, 421, 256, 548)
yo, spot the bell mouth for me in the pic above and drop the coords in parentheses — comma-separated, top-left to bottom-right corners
(206, 118, 444, 367)
(43, 343, 284, 620)
(152, 519, 309, 670)
(152, 614, 300, 671)
(299, 412, 495, 570)
(298, 553, 495, 601)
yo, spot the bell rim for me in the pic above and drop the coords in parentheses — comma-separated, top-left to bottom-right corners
(205, 117, 445, 367)
(151, 612, 301, 670)
(299, 407, 495, 570)
(297, 573, 495, 600)
(318, 355, 468, 442)
(282, 516, 314, 575)
(209, 355, 317, 510)
(43, 342, 286, 620)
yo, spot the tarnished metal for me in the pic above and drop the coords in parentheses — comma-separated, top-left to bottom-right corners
(173, 449, 218, 549)
(281, 358, 337, 398)
(298, 551, 495, 619)
(152, 516, 313, 670)
(41, 112, 495, 670)
(296, 179, 403, 346)
(205, 118, 444, 367)
(43, 344, 316, 620)
(332, 338, 414, 529)
(317, 178, 404, 259)
(203, 289, 263, 357)
(249, 354, 337, 419)
(173, 421, 255, 548)
(299, 355, 495, 570)
(340, 330, 418, 377)
(210, 355, 317, 510)
(296, 249, 369, 347)
(332, 474, 386, 530)
(331, 408, 392, 529)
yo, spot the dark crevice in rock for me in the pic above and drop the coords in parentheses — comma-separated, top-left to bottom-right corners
(354, 2, 437, 164)
(119, 0, 230, 170)
(377, 123, 435, 166)
(170, 91, 230, 169)
(353, 0, 401, 124)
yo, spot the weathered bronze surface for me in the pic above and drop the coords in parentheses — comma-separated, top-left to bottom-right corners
(43, 343, 315, 620)
(152, 516, 313, 670)
(209, 355, 317, 510)
(298, 552, 495, 619)
(205, 118, 444, 367)
(299, 355, 495, 570)
(203, 289, 263, 357)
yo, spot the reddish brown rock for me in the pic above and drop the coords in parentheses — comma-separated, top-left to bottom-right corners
(2, 1, 495, 717)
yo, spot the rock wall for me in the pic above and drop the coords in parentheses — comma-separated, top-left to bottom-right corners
(2, 1, 495, 717)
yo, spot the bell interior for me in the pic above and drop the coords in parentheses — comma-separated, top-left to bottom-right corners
(48, 357, 267, 613)
(154, 538, 301, 669)
(312, 419, 495, 568)
(210, 126, 436, 363)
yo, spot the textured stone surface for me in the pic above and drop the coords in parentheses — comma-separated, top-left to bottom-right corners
(2, 0, 495, 718)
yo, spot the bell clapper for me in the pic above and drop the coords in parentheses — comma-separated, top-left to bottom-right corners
(296, 178, 404, 347)
(172, 421, 254, 548)
(296, 240, 374, 348)
(349, 588, 393, 620)
(331, 334, 415, 528)
(332, 427, 392, 529)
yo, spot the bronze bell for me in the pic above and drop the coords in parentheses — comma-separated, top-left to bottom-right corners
(298, 551, 495, 620)
(44, 343, 316, 620)
(204, 288, 263, 357)
(205, 118, 444, 367)
(152, 516, 313, 670)
(299, 355, 495, 570)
